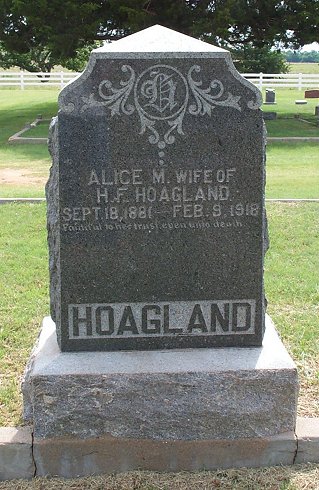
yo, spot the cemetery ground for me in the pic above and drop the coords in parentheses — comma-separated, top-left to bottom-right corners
(0, 88, 318, 488)
(289, 63, 319, 74)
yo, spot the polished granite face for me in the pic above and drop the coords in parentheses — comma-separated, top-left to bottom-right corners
(47, 26, 266, 351)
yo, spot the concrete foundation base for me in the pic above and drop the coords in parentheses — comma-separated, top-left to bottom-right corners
(0, 427, 34, 480)
(2, 418, 319, 479)
(33, 431, 297, 478)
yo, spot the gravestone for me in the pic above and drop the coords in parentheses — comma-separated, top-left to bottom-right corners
(47, 25, 267, 352)
(265, 89, 276, 104)
(263, 112, 277, 120)
(305, 89, 319, 98)
(23, 26, 298, 477)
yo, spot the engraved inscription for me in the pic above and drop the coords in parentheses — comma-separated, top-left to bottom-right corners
(61, 165, 260, 232)
(68, 300, 256, 339)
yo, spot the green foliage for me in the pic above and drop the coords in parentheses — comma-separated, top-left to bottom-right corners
(0, 0, 318, 72)
(233, 45, 289, 73)
(0, 40, 100, 74)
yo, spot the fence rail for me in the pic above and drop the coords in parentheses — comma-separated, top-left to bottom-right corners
(0, 71, 319, 90)
(242, 73, 319, 90)
(0, 71, 80, 89)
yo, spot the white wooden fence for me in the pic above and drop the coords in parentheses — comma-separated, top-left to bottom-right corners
(0, 71, 318, 90)
(242, 73, 319, 90)
(0, 71, 80, 89)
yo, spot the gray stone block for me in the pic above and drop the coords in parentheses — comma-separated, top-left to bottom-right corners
(33, 431, 296, 477)
(295, 417, 319, 464)
(23, 315, 298, 442)
(0, 427, 34, 480)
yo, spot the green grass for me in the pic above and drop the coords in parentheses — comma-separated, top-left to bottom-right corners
(266, 119, 319, 137)
(0, 203, 48, 425)
(26, 121, 50, 138)
(262, 88, 319, 122)
(0, 90, 57, 197)
(265, 203, 319, 358)
(266, 142, 319, 198)
(288, 62, 319, 74)
(0, 202, 317, 426)
(263, 88, 319, 137)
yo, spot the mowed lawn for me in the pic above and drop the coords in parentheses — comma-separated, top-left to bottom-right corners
(288, 62, 319, 74)
(0, 90, 57, 198)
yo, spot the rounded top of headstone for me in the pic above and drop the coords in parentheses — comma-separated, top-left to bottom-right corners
(93, 25, 228, 54)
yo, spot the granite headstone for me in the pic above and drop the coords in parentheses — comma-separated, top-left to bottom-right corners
(47, 25, 267, 352)
(265, 89, 276, 104)
(263, 112, 277, 120)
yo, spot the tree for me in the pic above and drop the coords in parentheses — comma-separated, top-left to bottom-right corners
(0, 0, 108, 72)
(0, 0, 318, 73)
(233, 45, 289, 73)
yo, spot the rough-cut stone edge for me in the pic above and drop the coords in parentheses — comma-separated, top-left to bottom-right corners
(295, 417, 319, 464)
(0, 427, 34, 480)
(46, 116, 61, 346)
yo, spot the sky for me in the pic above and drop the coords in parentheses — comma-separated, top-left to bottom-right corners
(301, 42, 319, 52)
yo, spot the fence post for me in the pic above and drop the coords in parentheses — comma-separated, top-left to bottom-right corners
(60, 71, 64, 89)
(298, 73, 302, 91)
(21, 72, 25, 90)
(259, 72, 263, 91)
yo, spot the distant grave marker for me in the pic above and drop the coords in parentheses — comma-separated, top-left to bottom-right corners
(265, 89, 276, 104)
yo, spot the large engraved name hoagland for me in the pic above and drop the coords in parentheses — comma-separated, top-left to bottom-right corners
(47, 25, 267, 351)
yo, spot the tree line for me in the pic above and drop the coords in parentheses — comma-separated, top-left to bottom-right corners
(283, 50, 319, 63)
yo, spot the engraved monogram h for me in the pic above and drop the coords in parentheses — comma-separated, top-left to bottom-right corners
(141, 71, 177, 114)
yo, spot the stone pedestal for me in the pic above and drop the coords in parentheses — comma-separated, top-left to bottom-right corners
(22, 315, 298, 476)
